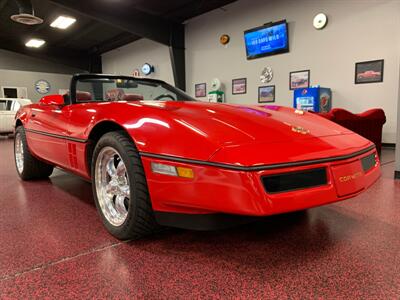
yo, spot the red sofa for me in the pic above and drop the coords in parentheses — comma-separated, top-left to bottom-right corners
(317, 108, 386, 155)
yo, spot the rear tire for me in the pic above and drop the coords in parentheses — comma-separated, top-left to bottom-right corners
(14, 126, 54, 180)
(91, 131, 159, 240)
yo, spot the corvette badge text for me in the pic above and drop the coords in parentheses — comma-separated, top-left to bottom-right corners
(339, 172, 362, 183)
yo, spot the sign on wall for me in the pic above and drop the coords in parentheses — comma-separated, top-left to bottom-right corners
(35, 80, 51, 94)
(133, 69, 140, 77)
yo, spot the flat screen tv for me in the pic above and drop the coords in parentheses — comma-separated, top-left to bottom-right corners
(244, 20, 289, 60)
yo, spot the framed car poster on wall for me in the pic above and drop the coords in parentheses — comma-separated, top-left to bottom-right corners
(355, 59, 384, 84)
(289, 70, 310, 90)
(195, 83, 207, 97)
(232, 78, 247, 95)
(258, 85, 275, 103)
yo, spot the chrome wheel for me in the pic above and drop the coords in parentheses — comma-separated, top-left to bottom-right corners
(15, 133, 24, 174)
(95, 147, 130, 227)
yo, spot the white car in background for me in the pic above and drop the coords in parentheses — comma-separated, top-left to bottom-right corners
(0, 98, 32, 136)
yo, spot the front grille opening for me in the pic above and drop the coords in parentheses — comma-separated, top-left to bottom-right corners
(262, 168, 327, 194)
(361, 153, 376, 173)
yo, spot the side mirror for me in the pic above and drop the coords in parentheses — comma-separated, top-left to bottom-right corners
(39, 95, 64, 106)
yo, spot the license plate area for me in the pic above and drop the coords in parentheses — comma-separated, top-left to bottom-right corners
(331, 160, 365, 197)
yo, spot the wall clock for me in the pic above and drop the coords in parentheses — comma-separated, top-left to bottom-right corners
(313, 13, 328, 30)
(260, 67, 273, 83)
(141, 63, 154, 75)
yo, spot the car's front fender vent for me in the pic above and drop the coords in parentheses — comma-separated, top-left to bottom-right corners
(262, 168, 327, 194)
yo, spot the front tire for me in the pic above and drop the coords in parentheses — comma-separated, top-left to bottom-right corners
(14, 126, 54, 180)
(91, 131, 158, 240)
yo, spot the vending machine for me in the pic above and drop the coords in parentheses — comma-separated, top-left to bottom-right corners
(293, 87, 332, 112)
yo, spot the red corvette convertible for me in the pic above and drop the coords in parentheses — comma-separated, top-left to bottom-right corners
(14, 74, 380, 240)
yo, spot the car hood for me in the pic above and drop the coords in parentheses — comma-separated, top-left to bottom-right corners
(138, 101, 352, 143)
(112, 101, 371, 165)
(209, 133, 372, 167)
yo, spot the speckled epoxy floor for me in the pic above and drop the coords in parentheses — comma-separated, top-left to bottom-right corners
(0, 138, 399, 299)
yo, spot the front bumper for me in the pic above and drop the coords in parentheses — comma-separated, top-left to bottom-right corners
(141, 147, 380, 218)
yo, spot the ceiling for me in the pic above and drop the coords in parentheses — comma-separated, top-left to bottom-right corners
(0, 0, 237, 70)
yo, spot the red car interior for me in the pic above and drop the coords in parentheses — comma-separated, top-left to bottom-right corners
(76, 91, 93, 101)
(63, 91, 93, 101)
(122, 93, 144, 101)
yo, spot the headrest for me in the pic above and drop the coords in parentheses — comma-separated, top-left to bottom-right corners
(122, 94, 144, 101)
(63, 90, 93, 101)
(76, 91, 92, 101)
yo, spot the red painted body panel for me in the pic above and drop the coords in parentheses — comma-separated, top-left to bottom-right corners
(15, 98, 380, 217)
(23, 106, 70, 169)
(143, 148, 380, 215)
(210, 133, 371, 166)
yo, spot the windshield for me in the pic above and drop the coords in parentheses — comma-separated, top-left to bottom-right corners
(73, 76, 196, 103)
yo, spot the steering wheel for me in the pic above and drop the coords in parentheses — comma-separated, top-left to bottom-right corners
(154, 94, 176, 101)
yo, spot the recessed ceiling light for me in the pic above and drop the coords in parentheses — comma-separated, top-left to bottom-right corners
(50, 16, 76, 29)
(25, 39, 46, 48)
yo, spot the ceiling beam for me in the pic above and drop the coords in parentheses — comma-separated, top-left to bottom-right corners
(52, 20, 99, 48)
(46, 0, 186, 88)
(0, 0, 8, 11)
(89, 32, 140, 55)
(48, 0, 184, 48)
(170, 46, 185, 91)
(169, 25, 185, 90)
(0, 37, 90, 70)
(163, 0, 237, 22)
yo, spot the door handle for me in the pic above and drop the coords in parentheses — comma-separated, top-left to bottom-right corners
(32, 113, 36, 117)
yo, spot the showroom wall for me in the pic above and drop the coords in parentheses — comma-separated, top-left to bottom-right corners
(0, 49, 81, 74)
(102, 39, 174, 83)
(102, 0, 400, 143)
(0, 49, 80, 102)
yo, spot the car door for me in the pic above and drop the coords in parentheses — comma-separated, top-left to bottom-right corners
(25, 102, 71, 169)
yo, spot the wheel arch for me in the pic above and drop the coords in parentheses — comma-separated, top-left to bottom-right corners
(15, 119, 23, 128)
(86, 121, 137, 177)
